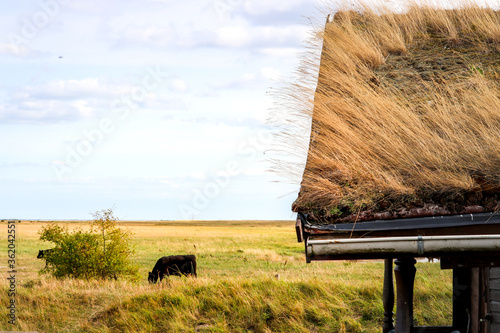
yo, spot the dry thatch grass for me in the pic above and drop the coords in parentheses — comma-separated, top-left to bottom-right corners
(271, 1, 500, 222)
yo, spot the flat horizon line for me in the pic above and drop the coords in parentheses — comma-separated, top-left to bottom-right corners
(1, 218, 295, 222)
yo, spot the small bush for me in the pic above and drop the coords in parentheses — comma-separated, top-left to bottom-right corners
(39, 208, 138, 280)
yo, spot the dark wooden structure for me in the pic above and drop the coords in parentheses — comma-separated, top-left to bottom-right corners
(296, 212, 500, 332)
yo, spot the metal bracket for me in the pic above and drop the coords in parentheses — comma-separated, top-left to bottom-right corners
(417, 235, 424, 255)
(480, 313, 492, 323)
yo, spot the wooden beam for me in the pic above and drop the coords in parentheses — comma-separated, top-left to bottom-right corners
(382, 259, 395, 333)
(412, 326, 454, 333)
(441, 255, 500, 269)
(471, 268, 480, 333)
(295, 217, 304, 243)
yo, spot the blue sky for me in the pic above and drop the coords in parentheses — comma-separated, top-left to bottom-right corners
(1, 0, 321, 220)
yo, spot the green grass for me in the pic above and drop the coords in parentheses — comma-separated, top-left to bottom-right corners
(1, 220, 452, 332)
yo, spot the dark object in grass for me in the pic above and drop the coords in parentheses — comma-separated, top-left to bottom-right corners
(37, 249, 54, 259)
(37, 248, 55, 268)
(148, 255, 197, 283)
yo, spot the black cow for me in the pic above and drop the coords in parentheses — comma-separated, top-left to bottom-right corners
(148, 255, 197, 283)
(37, 249, 53, 259)
(37, 249, 55, 267)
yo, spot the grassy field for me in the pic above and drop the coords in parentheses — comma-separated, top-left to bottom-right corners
(1, 220, 452, 332)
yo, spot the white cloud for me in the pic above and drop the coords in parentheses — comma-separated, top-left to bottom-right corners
(103, 6, 308, 51)
(170, 115, 268, 129)
(215, 25, 251, 48)
(0, 43, 39, 57)
(260, 67, 281, 81)
(0, 161, 42, 168)
(260, 47, 300, 58)
(217, 66, 282, 89)
(169, 79, 189, 93)
(214, 24, 308, 48)
(189, 171, 207, 180)
(0, 100, 85, 123)
(243, 0, 310, 15)
(72, 100, 94, 118)
(0, 79, 117, 123)
(105, 11, 216, 50)
(1, 77, 188, 123)
(147, 95, 187, 110)
(11, 78, 129, 101)
(111, 22, 218, 49)
(113, 23, 177, 48)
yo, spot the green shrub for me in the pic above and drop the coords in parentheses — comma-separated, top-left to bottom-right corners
(39, 208, 138, 279)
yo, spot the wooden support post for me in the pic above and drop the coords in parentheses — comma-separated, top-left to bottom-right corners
(394, 257, 416, 333)
(470, 267, 479, 333)
(383, 258, 395, 333)
(483, 267, 492, 333)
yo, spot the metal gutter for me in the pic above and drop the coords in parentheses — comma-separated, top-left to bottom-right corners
(306, 234, 500, 259)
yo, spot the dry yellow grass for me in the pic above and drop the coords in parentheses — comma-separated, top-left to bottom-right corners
(271, 1, 500, 222)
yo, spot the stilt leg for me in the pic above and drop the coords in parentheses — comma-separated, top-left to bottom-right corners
(383, 258, 395, 333)
(394, 257, 416, 333)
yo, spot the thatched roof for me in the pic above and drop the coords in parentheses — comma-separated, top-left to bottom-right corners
(286, 4, 500, 224)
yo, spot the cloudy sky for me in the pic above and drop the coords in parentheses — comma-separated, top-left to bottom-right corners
(1, 0, 324, 220)
(3, 0, 497, 221)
